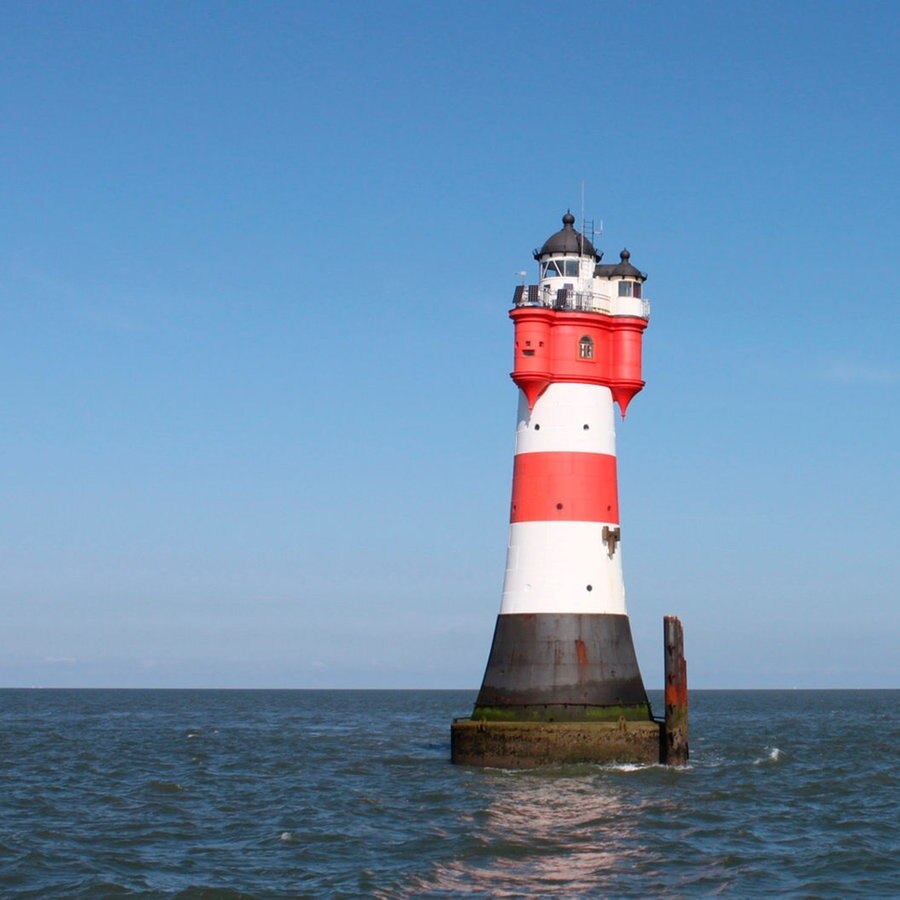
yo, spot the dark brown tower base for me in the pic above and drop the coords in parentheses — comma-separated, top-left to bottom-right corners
(472, 612, 652, 721)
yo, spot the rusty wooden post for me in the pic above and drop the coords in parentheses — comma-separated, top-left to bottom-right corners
(663, 615, 689, 765)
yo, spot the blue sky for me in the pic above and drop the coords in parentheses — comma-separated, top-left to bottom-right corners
(1, 1, 897, 689)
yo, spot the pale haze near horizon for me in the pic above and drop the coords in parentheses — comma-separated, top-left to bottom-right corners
(1, 1, 898, 690)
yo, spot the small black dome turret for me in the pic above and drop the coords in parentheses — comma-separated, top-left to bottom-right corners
(594, 248, 647, 280)
(534, 211, 598, 260)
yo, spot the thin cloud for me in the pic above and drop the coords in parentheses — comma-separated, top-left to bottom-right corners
(824, 362, 899, 384)
(3, 254, 147, 333)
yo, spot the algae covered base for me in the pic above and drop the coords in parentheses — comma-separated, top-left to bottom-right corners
(450, 718, 662, 769)
(470, 702, 651, 723)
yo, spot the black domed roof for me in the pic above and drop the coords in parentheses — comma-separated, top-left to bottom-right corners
(534, 211, 598, 260)
(594, 249, 646, 280)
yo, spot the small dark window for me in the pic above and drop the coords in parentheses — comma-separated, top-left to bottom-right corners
(633, 282, 642, 298)
(579, 336, 594, 360)
(522, 349, 535, 356)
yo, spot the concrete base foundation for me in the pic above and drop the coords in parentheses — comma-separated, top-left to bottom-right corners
(451, 718, 663, 769)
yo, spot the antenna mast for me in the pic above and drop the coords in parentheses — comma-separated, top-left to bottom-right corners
(579, 181, 602, 250)
(580, 180, 585, 256)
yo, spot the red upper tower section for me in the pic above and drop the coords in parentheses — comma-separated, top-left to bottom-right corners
(510, 213, 650, 417)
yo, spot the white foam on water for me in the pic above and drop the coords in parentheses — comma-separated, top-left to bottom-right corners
(279, 831, 293, 842)
(604, 762, 657, 772)
(753, 747, 782, 765)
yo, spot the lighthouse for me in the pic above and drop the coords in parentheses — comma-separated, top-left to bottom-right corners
(452, 212, 666, 768)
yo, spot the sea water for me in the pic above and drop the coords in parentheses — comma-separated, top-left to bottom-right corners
(0, 689, 896, 896)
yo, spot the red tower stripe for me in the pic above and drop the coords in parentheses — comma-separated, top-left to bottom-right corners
(510, 452, 619, 523)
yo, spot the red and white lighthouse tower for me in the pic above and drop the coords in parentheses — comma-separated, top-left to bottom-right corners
(453, 212, 659, 766)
